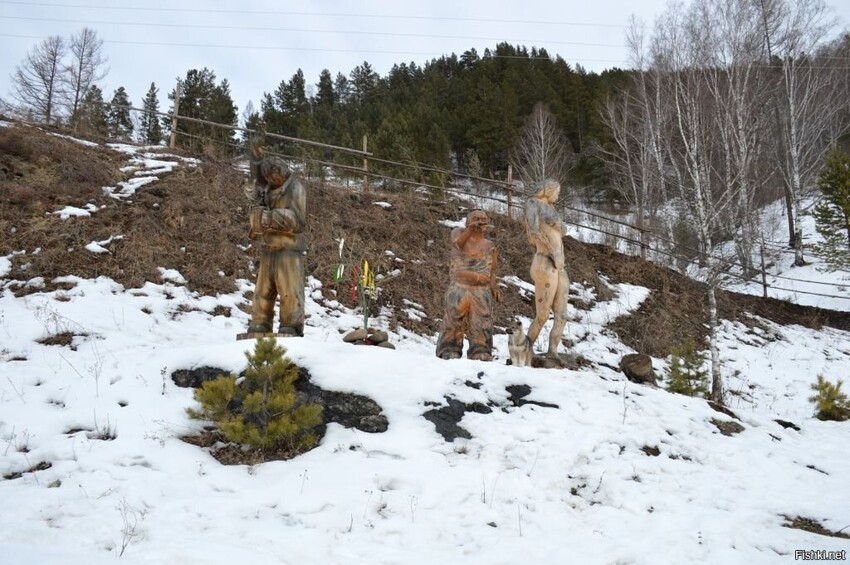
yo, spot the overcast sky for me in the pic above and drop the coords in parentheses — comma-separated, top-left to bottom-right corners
(1, 0, 849, 122)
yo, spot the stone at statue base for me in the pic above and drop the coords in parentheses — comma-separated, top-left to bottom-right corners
(534, 352, 579, 370)
(342, 327, 394, 349)
(619, 353, 656, 385)
(236, 331, 301, 341)
(506, 352, 579, 370)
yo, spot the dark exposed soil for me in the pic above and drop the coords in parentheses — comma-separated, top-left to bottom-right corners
(182, 430, 310, 466)
(782, 515, 850, 539)
(4, 121, 850, 359)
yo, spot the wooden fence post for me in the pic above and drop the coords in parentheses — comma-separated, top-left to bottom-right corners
(507, 165, 513, 219)
(760, 240, 768, 298)
(362, 134, 369, 192)
(169, 82, 181, 149)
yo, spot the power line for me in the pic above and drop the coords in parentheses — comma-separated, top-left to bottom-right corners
(0, 1, 630, 28)
(17, 101, 847, 301)
(0, 33, 628, 65)
(0, 16, 625, 48)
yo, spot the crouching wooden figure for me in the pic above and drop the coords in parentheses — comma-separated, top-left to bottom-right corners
(242, 129, 307, 338)
(436, 210, 501, 361)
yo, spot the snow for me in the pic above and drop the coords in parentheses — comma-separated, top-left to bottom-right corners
(720, 203, 850, 312)
(440, 219, 466, 229)
(0, 270, 848, 564)
(101, 145, 200, 200)
(158, 267, 187, 285)
(1, 134, 849, 564)
(84, 235, 123, 255)
(52, 204, 98, 220)
(47, 132, 99, 147)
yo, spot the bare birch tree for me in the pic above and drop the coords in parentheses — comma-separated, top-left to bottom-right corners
(599, 17, 669, 260)
(653, 3, 743, 404)
(702, 0, 776, 278)
(510, 101, 572, 190)
(600, 0, 849, 405)
(769, 0, 843, 265)
(10, 35, 67, 124)
(64, 27, 108, 131)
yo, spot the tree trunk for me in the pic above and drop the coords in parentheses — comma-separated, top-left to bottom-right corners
(707, 281, 724, 405)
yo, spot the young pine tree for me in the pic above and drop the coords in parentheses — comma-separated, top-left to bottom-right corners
(74, 84, 108, 137)
(665, 337, 709, 397)
(809, 375, 850, 422)
(188, 338, 322, 454)
(107, 86, 133, 141)
(813, 150, 850, 271)
(139, 82, 163, 145)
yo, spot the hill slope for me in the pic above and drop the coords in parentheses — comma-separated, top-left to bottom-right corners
(1, 121, 849, 563)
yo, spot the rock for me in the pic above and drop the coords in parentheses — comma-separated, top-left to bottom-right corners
(711, 418, 745, 436)
(375, 341, 396, 350)
(530, 353, 579, 370)
(368, 329, 389, 343)
(620, 354, 656, 385)
(707, 400, 739, 420)
(343, 328, 369, 342)
(171, 366, 229, 388)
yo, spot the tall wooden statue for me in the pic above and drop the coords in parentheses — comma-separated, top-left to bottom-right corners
(436, 210, 501, 361)
(241, 129, 307, 338)
(524, 178, 569, 357)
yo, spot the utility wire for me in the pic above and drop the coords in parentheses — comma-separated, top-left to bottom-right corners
(0, 33, 628, 65)
(168, 125, 850, 301)
(0, 16, 624, 48)
(23, 103, 848, 300)
(0, 2, 630, 28)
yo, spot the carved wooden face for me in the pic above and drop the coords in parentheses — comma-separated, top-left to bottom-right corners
(467, 210, 489, 230)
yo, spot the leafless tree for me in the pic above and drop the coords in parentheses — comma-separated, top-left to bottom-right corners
(599, 17, 669, 260)
(767, 0, 843, 265)
(600, 0, 849, 405)
(702, 0, 775, 277)
(510, 101, 572, 191)
(652, 2, 743, 404)
(64, 27, 108, 130)
(10, 35, 67, 124)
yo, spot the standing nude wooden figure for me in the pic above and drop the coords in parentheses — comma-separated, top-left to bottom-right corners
(524, 178, 569, 358)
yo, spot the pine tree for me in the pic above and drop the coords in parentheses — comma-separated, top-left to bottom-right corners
(107, 86, 133, 141)
(665, 338, 709, 397)
(74, 84, 107, 137)
(188, 338, 322, 455)
(139, 82, 163, 145)
(809, 375, 850, 421)
(165, 68, 238, 153)
(813, 150, 850, 271)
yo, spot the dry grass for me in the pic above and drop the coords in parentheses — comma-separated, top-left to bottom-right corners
(4, 122, 850, 357)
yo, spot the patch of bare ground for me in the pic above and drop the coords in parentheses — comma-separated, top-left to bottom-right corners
(782, 515, 850, 539)
(182, 430, 309, 465)
(4, 123, 850, 358)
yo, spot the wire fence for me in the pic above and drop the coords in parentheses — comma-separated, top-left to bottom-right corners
(5, 101, 849, 305)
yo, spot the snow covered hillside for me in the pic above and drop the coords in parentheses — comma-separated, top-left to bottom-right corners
(1, 127, 848, 564)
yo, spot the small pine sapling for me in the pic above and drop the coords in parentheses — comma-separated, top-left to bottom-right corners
(188, 338, 322, 455)
(665, 337, 709, 398)
(809, 375, 850, 422)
